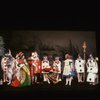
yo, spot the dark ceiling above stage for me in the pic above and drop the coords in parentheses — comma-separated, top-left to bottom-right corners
(0, 15, 97, 31)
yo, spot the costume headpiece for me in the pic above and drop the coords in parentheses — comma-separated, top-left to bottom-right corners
(16, 52, 24, 58)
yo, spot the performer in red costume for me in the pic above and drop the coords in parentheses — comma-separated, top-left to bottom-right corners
(11, 52, 31, 87)
(28, 52, 41, 84)
(53, 56, 62, 82)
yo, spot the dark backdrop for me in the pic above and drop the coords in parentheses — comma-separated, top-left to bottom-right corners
(0, 30, 97, 60)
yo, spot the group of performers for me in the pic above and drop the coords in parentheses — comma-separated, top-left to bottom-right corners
(0, 50, 99, 87)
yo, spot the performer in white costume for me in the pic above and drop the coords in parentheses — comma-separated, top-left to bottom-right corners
(63, 54, 74, 85)
(1, 50, 15, 85)
(75, 54, 85, 83)
(41, 55, 52, 84)
(53, 56, 62, 82)
(86, 54, 99, 85)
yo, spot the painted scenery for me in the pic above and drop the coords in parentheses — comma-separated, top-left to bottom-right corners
(1, 31, 97, 58)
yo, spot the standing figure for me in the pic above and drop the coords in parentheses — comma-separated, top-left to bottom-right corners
(29, 52, 41, 84)
(1, 50, 15, 85)
(48, 55, 53, 67)
(86, 54, 99, 85)
(11, 52, 31, 87)
(53, 56, 62, 82)
(41, 55, 52, 84)
(75, 54, 85, 83)
(63, 54, 74, 86)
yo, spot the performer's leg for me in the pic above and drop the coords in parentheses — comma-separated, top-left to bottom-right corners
(82, 73, 84, 82)
(0, 79, 3, 85)
(69, 77, 72, 85)
(95, 74, 99, 85)
(36, 73, 40, 83)
(5, 74, 7, 82)
(89, 82, 92, 85)
(56, 74, 59, 82)
(31, 67, 34, 84)
(5, 74, 8, 82)
(3, 72, 5, 82)
(80, 73, 83, 82)
(77, 73, 80, 82)
(39, 73, 43, 83)
(79, 73, 82, 82)
(96, 74, 99, 84)
(92, 74, 97, 85)
(32, 76, 34, 84)
(46, 74, 50, 84)
(58, 74, 62, 81)
(92, 82, 95, 85)
(35, 75, 37, 83)
(65, 77, 68, 85)
(47, 78, 50, 84)
(4, 72, 7, 82)
(7, 80, 11, 85)
(81, 73, 83, 82)
(43, 74, 46, 82)
(7, 73, 12, 85)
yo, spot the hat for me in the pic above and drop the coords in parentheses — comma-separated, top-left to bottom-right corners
(16, 52, 24, 58)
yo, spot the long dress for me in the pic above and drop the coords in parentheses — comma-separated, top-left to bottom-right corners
(11, 59, 31, 87)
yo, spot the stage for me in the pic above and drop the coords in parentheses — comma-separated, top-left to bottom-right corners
(0, 80, 100, 99)
(0, 15, 100, 100)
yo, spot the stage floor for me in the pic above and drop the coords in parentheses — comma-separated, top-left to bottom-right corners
(0, 81, 100, 99)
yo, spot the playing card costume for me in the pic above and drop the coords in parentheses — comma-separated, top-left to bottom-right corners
(11, 52, 31, 87)
(28, 52, 41, 84)
(41, 55, 53, 84)
(86, 54, 99, 85)
(63, 54, 74, 85)
(75, 54, 85, 82)
(52, 56, 62, 83)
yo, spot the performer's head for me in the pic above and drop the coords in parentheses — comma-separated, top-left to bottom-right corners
(78, 54, 81, 59)
(89, 54, 94, 60)
(4, 49, 12, 58)
(3, 50, 13, 61)
(31, 51, 39, 61)
(55, 56, 60, 62)
(32, 52, 38, 58)
(48, 55, 53, 60)
(65, 54, 70, 59)
(43, 55, 48, 61)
